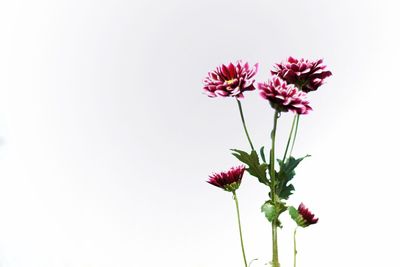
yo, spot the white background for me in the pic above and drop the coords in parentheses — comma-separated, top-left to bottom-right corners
(0, 0, 399, 266)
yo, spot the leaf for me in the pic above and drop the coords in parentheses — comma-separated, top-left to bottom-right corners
(261, 201, 287, 227)
(231, 149, 269, 185)
(288, 206, 299, 221)
(279, 184, 295, 200)
(260, 146, 266, 163)
(276, 155, 310, 200)
(261, 202, 276, 222)
(288, 206, 306, 227)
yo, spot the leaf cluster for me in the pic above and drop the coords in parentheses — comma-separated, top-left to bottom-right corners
(231, 148, 310, 223)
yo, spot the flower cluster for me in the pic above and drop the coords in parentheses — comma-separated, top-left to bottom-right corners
(203, 61, 258, 98)
(207, 165, 245, 192)
(203, 58, 330, 267)
(258, 76, 312, 114)
(289, 203, 319, 227)
(271, 57, 332, 92)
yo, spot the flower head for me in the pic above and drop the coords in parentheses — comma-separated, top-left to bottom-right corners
(271, 57, 332, 93)
(289, 203, 319, 227)
(203, 61, 258, 98)
(258, 75, 312, 115)
(207, 166, 245, 192)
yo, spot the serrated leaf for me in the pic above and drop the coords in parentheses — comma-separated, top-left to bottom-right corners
(276, 155, 310, 200)
(231, 149, 269, 185)
(279, 184, 295, 200)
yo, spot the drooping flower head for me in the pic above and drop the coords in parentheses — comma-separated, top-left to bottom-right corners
(203, 61, 258, 98)
(289, 203, 319, 227)
(207, 165, 245, 192)
(258, 75, 312, 115)
(271, 57, 332, 93)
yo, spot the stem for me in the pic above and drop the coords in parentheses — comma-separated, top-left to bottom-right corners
(288, 84, 303, 159)
(282, 115, 297, 163)
(270, 110, 280, 267)
(289, 114, 300, 158)
(293, 227, 298, 267)
(233, 191, 248, 267)
(236, 99, 255, 151)
(270, 110, 279, 199)
(271, 222, 279, 267)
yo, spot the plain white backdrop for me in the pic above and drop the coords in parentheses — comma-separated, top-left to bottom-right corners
(0, 0, 400, 266)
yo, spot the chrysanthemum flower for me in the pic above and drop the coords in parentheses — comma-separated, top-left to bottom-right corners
(289, 203, 319, 227)
(258, 75, 312, 115)
(207, 166, 245, 192)
(271, 57, 332, 93)
(203, 61, 258, 98)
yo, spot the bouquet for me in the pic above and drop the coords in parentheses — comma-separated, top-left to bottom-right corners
(203, 57, 332, 267)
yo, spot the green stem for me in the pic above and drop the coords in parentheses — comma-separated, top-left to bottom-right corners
(271, 222, 279, 267)
(289, 114, 300, 158)
(282, 115, 297, 163)
(270, 110, 279, 199)
(233, 191, 248, 267)
(288, 84, 303, 159)
(236, 99, 255, 151)
(270, 110, 280, 267)
(294, 227, 298, 267)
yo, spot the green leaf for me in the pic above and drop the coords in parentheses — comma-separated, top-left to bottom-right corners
(288, 206, 299, 221)
(231, 149, 269, 185)
(261, 202, 276, 222)
(279, 184, 295, 200)
(261, 201, 287, 227)
(276, 155, 310, 199)
(288, 206, 307, 227)
(260, 146, 266, 163)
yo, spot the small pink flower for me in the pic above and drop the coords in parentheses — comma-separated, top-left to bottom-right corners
(203, 61, 258, 98)
(298, 203, 319, 226)
(258, 75, 312, 115)
(290, 203, 319, 227)
(207, 166, 245, 192)
(271, 57, 332, 93)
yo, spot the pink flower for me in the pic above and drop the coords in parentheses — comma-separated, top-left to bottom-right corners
(203, 61, 258, 98)
(207, 166, 245, 192)
(271, 57, 332, 93)
(258, 76, 312, 115)
(289, 203, 319, 227)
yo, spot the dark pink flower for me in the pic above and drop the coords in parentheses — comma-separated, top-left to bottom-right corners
(289, 203, 319, 227)
(207, 166, 245, 192)
(258, 75, 312, 115)
(203, 61, 258, 98)
(271, 57, 332, 93)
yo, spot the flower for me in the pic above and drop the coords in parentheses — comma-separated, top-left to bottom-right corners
(289, 203, 319, 227)
(203, 61, 258, 98)
(258, 75, 312, 115)
(271, 57, 332, 93)
(207, 166, 245, 192)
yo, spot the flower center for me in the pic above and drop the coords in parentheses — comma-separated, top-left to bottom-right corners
(226, 79, 235, 85)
